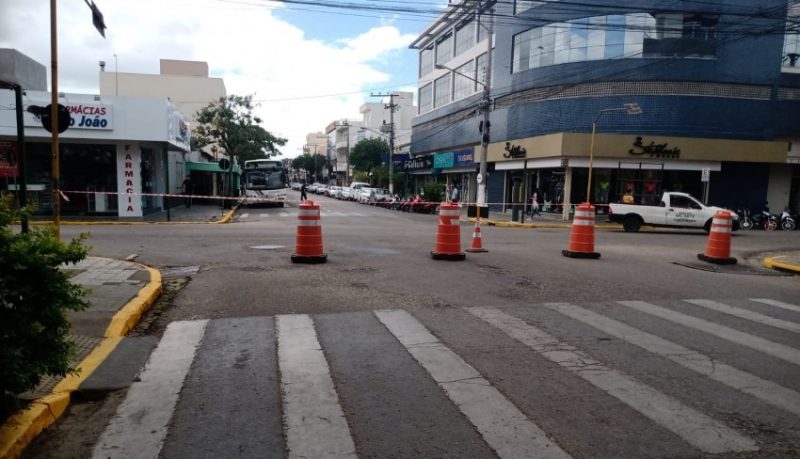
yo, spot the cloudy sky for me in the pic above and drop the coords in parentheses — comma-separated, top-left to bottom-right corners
(0, 0, 440, 157)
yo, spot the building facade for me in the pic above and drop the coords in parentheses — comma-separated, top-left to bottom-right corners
(410, 0, 800, 216)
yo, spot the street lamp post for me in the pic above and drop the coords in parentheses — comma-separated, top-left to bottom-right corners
(586, 103, 642, 203)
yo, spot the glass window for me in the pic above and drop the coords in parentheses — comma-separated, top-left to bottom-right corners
(605, 15, 626, 59)
(539, 24, 556, 66)
(477, 15, 489, 43)
(656, 13, 683, 39)
(419, 83, 433, 114)
(453, 60, 476, 99)
(587, 16, 607, 60)
(553, 23, 570, 64)
(569, 17, 589, 62)
(434, 73, 452, 108)
(420, 47, 434, 77)
(513, 29, 531, 73)
(516, 0, 542, 15)
(436, 32, 453, 64)
(624, 13, 649, 57)
(455, 18, 475, 56)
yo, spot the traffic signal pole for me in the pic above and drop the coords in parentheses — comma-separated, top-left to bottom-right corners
(50, 0, 60, 239)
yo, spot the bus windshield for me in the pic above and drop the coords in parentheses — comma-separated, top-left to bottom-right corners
(244, 169, 285, 190)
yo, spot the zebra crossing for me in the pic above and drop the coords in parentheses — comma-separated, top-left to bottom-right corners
(91, 298, 800, 458)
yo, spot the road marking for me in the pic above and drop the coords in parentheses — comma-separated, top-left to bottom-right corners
(618, 300, 800, 366)
(375, 309, 572, 459)
(279, 212, 289, 217)
(546, 302, 800, 417)
(469, 307, 757, 454)
(684, 299, 800, 334)
(352, 212, 366, 217)
(277, 314, 356, 459)
(259, 213, 269, 218)
(240, 213, 249, 219)
(750, 298, 800, 314)
(92, 320, 208, 459)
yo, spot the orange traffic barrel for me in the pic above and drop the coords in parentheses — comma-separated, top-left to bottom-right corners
(697, 211, 737, 265)
(562, 202, 601, 259)
(432, 201, 465, 261)
(291, 201, 327, 264)
(465, 220, 488, 253)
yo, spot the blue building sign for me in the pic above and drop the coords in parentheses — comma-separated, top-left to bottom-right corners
(433, 148, 474, 169)
(394, 153, 433, 171)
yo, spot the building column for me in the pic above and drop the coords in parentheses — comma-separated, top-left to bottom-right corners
(116, 144, 143, 218)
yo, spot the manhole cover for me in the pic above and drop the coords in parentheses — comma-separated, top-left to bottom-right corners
(251, 245, 286, 250)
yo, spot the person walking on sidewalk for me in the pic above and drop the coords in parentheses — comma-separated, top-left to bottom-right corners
(300, 182, 308, 201)
(529, 191, 541, 218)
(450, 185, 460, 203)
(182, 176, 193, 208)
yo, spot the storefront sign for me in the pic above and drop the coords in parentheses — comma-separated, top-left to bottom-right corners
(503, 142, 527, 159)
(66, 103, 113, 130)
(116, 144, 142, 217)
(0, 141, 18, 178)
(167, 103, 191, 151)
(433, 152, 454, 169)
(454, 148, 474, 167)
(395, 154, 433, 171)
(629, 136, 680, 158)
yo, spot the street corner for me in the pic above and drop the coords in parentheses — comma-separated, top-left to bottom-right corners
(763, 254, 800, 275)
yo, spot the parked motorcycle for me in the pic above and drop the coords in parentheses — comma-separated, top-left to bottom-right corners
(738, 208, 754, 230)
(752, 209, 778, 231)
(780, 208, 796, 231)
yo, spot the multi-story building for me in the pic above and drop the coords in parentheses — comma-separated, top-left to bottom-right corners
(304, 132, 329, 181)
(411, 0, 800, 216)
(327, 120, 363, 185)
(100, 59, 229, 200)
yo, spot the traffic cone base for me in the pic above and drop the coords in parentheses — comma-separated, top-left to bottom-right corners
(697, 211, 736, 265)
(696, 253, 736, 265)
(291, 253, 328, 264)
(562, 249, 601, 259)
(562, 202, 600, 260)
(431, 251, 467, 261)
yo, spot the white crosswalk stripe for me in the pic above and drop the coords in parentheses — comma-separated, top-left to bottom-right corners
(750, 298, 800, 314)
(89, 298, 800, 458)
(469, 306, 758, 454)
(375, 309, 573, 459)
(93, 320, 208, 458)
(684, 298, 800, 333)
(545, 302, 800, 417)
(618, 300, 800, 366)
(277, 314, 356, 458)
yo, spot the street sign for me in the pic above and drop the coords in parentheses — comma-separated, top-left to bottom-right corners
(477, 173, 483, 184)
(89, 1, 107, 38)
(219, 158, 231, 170)
(701, 168, 710, 182)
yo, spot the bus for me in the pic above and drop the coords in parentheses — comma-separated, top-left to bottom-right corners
(242, 159, 288, 207)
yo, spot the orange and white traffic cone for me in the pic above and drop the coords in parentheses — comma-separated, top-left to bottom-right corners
(465, 220, 488, 253)
(562, 202, 601, 259)
(291, 200, 327, 264)
(431, 201, 466, 261)
(697, 210, 737, 265)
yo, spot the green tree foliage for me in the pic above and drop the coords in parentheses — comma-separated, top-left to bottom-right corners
(423, 182, 445, 202)
(291, 153, 328, 182)
(349, 138, 387, 172)
(193, 95, 287, 165)
(0, 196, 89, 419)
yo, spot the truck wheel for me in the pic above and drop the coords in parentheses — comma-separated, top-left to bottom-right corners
(704, 220, 712, 233)
(623, 215, 641, 232)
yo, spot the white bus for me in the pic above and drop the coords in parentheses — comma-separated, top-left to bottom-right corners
(242, 159, 288, 207)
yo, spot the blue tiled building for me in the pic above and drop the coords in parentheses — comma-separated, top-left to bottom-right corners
(410, 0, 800, 216)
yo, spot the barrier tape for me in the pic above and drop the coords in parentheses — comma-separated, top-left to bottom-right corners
(53, 189, 614, 208)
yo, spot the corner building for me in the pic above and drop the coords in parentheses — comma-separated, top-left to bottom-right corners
(410, 0, 800, 216)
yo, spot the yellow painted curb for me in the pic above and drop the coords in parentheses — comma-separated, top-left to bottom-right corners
(216, 200, 243, 224)
(763, 256, 800, 274)
(105, 267, 162, 337)
(0, 262, 162, 459)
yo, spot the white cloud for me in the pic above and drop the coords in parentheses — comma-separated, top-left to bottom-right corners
(0, 0, 417, 157)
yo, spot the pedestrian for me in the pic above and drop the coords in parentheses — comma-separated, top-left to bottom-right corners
(300, 182, 308, 201)
(182, 176, 193, 208)
(529, 192, 541, 218)
(450, 185, 460, 203)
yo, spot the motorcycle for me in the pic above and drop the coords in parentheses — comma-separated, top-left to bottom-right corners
(737, 208, 754, 230)
(781, 208, 796, 231)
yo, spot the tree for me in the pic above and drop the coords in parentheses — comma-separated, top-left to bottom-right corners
(349, 138, 387, 172)
(291, 153, 327, 181)
(0, 196, 89, 419)
(193, 95, 287, 165)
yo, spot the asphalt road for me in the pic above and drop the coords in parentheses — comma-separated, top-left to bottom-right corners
(28, 190, 800, 458)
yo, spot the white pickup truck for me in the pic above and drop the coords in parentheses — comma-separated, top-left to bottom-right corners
(608, 192, 739, 232)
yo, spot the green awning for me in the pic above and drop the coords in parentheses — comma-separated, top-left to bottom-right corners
(186, 161, 241, 174)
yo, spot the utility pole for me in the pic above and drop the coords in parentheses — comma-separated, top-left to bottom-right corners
(476, 0, 493, 213)
(370, 92, 397, 195)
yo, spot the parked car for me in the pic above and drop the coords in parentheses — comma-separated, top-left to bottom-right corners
(327, 186, 341, 197)
(337, 187, 351, 200)
(356, 187, 377, 203)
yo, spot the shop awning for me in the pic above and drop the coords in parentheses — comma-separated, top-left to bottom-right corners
(495, 158, 721, 171)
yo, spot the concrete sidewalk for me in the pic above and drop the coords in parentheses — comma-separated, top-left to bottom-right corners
(28, 203, 239, 225)
(0, 257, 162, 458)
(468, 208, 621, 230)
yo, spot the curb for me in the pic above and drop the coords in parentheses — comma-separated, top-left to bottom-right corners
(0, 260, 163, 459)
(467, 217, 621, 230)
(19, 201, 243, 226)
(763, 256, 800, 274)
